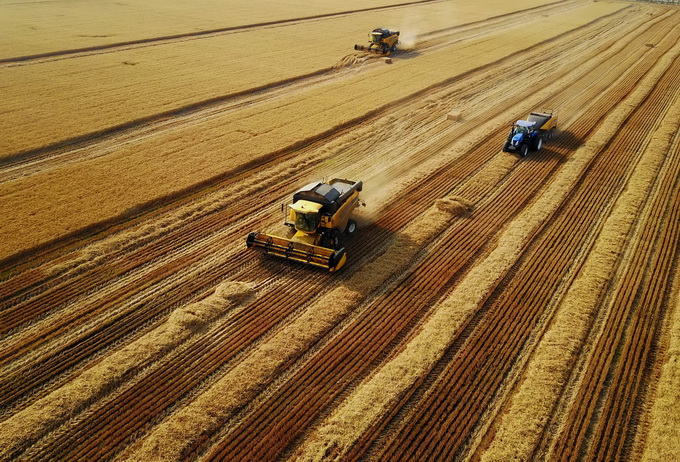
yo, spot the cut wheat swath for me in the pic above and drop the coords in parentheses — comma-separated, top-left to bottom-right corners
(0, 281, 254, 461)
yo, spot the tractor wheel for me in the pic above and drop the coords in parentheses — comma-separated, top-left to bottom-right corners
(345, 219, 357, 236)
(520, 144, 529, 157)
(329, 229, 343, 249)
(391, 44, 397, 53)
(502, 142, 511, 153)
(534, 137, 543, 151)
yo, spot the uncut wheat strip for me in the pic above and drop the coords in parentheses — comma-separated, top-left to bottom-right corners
(115, 196, 471, 462)
(0, 1, 586, 189)
(0, 0, 551, 156)
(0, 2, 625, 263)
(291, 49, 680, 460)
(478, 66, 680, 462)
(0, 281, 254, 460)
(639, 167, 680, 462)
(0, 0, 420, 58)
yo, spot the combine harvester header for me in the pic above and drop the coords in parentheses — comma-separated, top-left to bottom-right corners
(247, 178, 365, 272)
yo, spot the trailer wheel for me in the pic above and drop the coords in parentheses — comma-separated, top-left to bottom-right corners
(345, 219, 357, 236)
(520, 144, 529, 157)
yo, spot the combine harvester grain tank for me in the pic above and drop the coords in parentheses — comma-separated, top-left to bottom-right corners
(503, 110, 558, 157)
(246, 178, 365, 272)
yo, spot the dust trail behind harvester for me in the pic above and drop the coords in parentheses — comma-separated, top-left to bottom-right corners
(397, 2, 459, 50)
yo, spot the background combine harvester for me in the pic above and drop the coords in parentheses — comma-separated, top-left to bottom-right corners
(503, 109, 558, 157)
(354, 27, 400, 56)
(246, 178, 364, 272)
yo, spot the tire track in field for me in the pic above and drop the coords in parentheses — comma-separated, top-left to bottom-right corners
(198, 21, 679, 461)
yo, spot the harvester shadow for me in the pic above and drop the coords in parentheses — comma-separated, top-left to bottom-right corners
(250, 219, 402, 287)
(392, 49, 422, 61)
(341, 219, 401, 274)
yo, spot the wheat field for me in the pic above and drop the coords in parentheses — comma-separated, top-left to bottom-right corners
(1, 0, 679, 460)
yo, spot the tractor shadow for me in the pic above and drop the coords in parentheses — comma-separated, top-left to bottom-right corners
(521, 145, 568, 164)
(504, 129, 580, 164)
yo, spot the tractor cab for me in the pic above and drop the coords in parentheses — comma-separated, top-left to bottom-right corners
(510, 120, 535, 142)
(370, 28, 391, 44)
(288, 201, 322, 234)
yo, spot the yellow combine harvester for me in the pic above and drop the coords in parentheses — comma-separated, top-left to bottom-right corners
(246, 178, 365, 272)
(354, 28, 400, 55)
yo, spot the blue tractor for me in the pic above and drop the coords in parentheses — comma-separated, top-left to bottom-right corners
(503, 110, 558, 157)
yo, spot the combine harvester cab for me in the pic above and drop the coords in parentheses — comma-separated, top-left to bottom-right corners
(246, 178, 364, 272)
(503, 109, 558, 157)
(354, 28, 400, 56)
